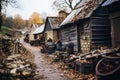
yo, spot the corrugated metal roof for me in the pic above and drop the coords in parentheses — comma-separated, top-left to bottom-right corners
(60, 0, 86, 26)
(102, 0, 119, 6)
(33, 24, 45, 34)
(60, 0, 104, 26)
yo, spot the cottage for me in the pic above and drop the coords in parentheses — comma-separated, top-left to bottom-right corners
(33, 24, 45, 38)
(33, 24, 45, 44)
(102, 0, 120, 47)
(60, 0, 112, 53)
(44, 17, 64, 43)
(29, 24, 38, 41)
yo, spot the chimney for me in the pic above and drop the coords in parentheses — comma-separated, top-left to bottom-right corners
(58, 10, 69, 18)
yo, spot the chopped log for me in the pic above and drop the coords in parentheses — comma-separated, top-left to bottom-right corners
(79, 48, 120, 60)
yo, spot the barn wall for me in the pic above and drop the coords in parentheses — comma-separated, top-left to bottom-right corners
(76, 6, 112, 53)
(106, 1, 120, 47)
(90, 6, 112, 49)
(61, 25, 78, 51)
(110, 11, 120, 47)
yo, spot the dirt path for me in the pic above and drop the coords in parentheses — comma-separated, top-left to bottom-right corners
(21, 39, 69, 80)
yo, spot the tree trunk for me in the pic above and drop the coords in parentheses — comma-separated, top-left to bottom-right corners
(0, 0, 2, 31)
(0, 15, 2, 31)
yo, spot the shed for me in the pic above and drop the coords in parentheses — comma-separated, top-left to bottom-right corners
(44, 17, 64, 42)
(60, 0, 112, 53)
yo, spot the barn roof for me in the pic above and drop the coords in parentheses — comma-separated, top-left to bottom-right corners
(102, 0, 119, 6)
(33, 24, 45, 35)
(46, 17, 64, 29)
(60, 0, 104, 26)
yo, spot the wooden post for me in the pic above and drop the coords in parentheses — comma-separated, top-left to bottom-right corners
(110, 18, 115, 48)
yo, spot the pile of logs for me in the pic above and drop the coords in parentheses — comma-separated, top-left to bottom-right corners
(79, 47, 120, 60)
(0, 36, 36, 79)
(0, 54, 35, 80)
(0, 36, 16, 56)
(0, 36, 34, 61)
(52, 48, 120, 79)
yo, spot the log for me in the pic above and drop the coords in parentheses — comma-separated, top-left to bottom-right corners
(80, 48, 120, 60)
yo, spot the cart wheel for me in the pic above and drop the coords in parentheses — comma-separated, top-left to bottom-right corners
(96, 57, 120, 76)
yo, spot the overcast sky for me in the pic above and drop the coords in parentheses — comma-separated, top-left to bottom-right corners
(6, 0, 57, 20)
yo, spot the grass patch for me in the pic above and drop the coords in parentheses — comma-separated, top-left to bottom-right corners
(0, 26, 11, 35)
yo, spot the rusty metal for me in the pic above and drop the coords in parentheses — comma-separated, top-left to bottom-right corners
(96, 56, 120, 76)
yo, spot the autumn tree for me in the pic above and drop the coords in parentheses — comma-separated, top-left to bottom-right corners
(0, 0, 18, 31)
(52, 0, 82, 12)
(13, 14, 25, 29)
(28, 12, 43, 27)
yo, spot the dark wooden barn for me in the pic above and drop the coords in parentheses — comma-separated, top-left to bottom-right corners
(60, 0, 112, 53)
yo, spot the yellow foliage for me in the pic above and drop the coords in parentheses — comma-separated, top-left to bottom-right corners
(13, 14, 25, 29)
(28, 12, 43, 27)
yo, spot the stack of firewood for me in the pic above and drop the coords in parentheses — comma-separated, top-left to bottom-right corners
(0, 54, 36, 80)
(0, 36, 16, 56)
(0, 36, 34, 62)
(0, 36, 36, 80)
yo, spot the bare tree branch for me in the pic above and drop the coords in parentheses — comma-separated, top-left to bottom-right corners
(74, 0, 82, 9)
(0, 0, 19, 30)
(52, 0, 83, 12)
